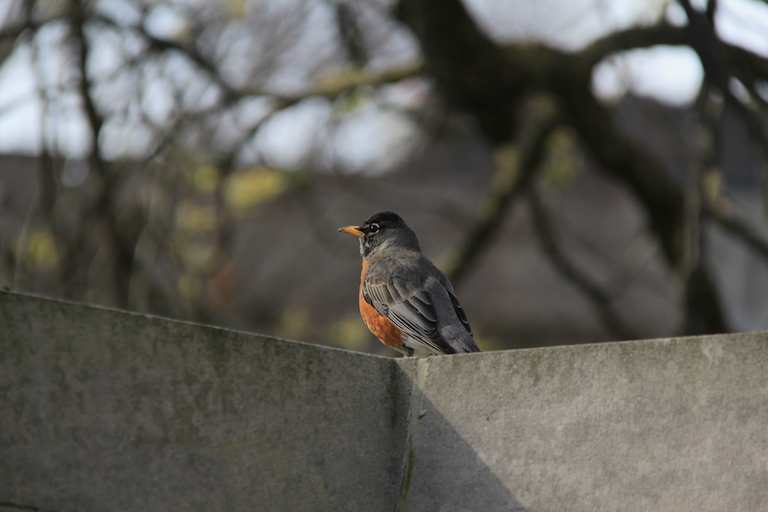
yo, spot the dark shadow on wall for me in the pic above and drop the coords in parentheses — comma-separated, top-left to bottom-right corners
(395, 365, 527, 512)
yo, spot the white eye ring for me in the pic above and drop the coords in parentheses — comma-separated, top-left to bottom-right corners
(368, 222, 381, 234)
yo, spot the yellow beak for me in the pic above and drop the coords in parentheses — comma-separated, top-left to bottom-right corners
(338, 225, 364, 238)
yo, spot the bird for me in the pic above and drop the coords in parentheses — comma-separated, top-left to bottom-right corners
(338, 211, 480, 356)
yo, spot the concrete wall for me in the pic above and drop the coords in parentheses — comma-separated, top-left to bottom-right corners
(2, 291, 768, 511)
(403, 335, 768, 511)
(0, 291, 409, 512)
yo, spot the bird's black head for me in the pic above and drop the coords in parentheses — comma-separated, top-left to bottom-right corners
(338, 211, 421, 257)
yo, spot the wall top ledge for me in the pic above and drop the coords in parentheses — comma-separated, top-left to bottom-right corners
(3, 288, 766, 363)
(0, 288, 392, 360)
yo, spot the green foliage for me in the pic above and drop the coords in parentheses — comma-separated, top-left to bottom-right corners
(190, 165, 220, 194)
(277, 306, 310, 340)
(327, 315, 369, 351)
(175, 202, 218, 232)
(224, 167, 290, 214)
(540, 128, 581, 189)
(15, 228, 59, 272)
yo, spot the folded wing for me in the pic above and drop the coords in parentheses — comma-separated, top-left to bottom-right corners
(364, 272, 478, 354)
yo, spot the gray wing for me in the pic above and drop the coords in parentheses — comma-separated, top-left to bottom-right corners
(364, 267, 478, 354)
(443, 279, 473, 336)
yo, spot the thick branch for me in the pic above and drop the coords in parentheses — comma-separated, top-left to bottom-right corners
(579, 20, 768, 81)
(679, 0, 727, 87)
(580, 23, 687, 70)
(399, 0, 732, 332)
(397, 0, 527, 141)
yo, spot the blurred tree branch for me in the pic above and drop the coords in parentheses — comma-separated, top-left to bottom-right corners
(706, 197, 768, 261)
(395, 0, 764, 333)
(4, 0, 768, 344)
(93, 13, 422, 108)
(678, 0, 768, 160)
(67, 0, 140, 306)
(580, 20, 768, 81)
(528, 186, 637, 340)
(580, 23, 687, 69)
(445, 112, 560, 285)
(0, 13, 66, 42)
(333, 1, 369, 67)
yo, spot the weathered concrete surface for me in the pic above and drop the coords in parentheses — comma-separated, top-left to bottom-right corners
(0, 291, 409, 512)
(402, 334, 768, 511)
(3, 291, 768, 511)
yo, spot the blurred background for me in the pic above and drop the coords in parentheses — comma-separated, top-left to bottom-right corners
(1, 0, 767, 354)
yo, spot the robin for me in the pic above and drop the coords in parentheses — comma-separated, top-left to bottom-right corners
(338, 211, 480, 356)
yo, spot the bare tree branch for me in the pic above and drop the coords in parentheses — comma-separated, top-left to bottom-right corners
(72, 8, 104, 171)
(0, 13, 65, 42)
(333, 1, 369, 67)
(93, 13, 422, 107)
(445, 113, 560, 285)
(706, 198, 768, 262)
(579, 20, 768, 81)
(528, 186, 637, 340)
(5, 0, 767, 342)
(398, 0, 730, 332)
(31, 18, 58, 252)
(68, 0, 136, 306)
(677, 0, 768, 160)
(580, 23, 687, 70)
(282, 63, 423, 104)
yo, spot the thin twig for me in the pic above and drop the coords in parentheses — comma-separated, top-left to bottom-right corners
(68, 0, 135, 306)
(706, 199, 768, 262)
(92, 13, 422, 106)
(528, 186, 637, 340)
(445, 114, 561, 286)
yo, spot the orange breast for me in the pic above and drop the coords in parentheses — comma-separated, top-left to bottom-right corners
(358, 259, 403, 348)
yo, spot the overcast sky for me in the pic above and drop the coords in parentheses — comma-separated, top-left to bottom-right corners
(0, 0, 766, 168)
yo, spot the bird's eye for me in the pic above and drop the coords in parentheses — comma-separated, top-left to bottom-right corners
(368, 223, 381, 234)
